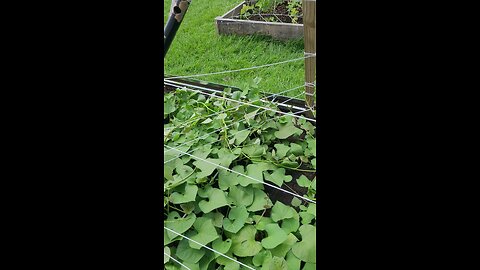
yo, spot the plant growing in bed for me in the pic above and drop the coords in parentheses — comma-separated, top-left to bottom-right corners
(164, 86, 316, 269)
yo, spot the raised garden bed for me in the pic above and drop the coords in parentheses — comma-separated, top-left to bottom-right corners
(215, 1, 304, 40)
(164, 80, 316, 269)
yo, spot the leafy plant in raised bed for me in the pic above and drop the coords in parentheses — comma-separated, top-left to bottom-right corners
(239, 0, 303, 24)
(164, 86, 316, 270)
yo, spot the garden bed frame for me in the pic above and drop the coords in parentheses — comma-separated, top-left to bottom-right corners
(215, 1, 304, 41)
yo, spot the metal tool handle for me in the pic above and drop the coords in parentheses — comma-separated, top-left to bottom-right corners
(164, 0, 191, 58)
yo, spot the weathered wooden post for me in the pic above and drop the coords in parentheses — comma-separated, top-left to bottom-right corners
(303, 0, 316, 112)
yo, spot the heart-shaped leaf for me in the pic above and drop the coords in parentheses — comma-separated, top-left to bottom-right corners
(216, 148, 239, 167)
(286, 250, 301, 270)
(252, 250, 272, 266)
(281, 211, 300, 234)
(247, 189, 272, 212)
(169, 184, 198, 204)
(299, 212, 315, 225)
(291, 197, 302, 207)
(228, 225, 262, 257)
(193, 158, 221, 179)
(274, 123, 302, 139)
(253, 215, 273, 231)
(289, 143, 303, 156)
(223, 205, 249, 233)
(188, 219, 219, 249)
(218, 170, 239, 190)
(164, 212, 196, 240)
(198, 188, 228, 213)
(176, 238, 205, 263)
(227, 185, 254, 207)
(261, 223, 288, 249)
(270, 201, 295, 222)
(264, 168, 292, 187)
(296, 175, 311, 188)
(234, 129, 250, 145)
(292, 224, 316, 263)
(270, 233, 299, 258)
(212, 238, 232, 256)
(274, 144, 290, 159)
(203, 212, 224, 228)
(263, 256, 288, 270)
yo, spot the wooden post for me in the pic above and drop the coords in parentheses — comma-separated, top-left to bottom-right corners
(303, 0, 316, 111)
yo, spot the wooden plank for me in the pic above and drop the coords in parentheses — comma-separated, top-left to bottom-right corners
(303, 0, 316, 109)
(215, 1, 304, 40)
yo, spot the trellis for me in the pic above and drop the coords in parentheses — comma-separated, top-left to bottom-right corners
(164, 0, 316, 269)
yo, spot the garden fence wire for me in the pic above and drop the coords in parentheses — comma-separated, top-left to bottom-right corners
(164, 4, 316, 266)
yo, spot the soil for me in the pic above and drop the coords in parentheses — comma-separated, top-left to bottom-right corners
(246, 1, 303, 24)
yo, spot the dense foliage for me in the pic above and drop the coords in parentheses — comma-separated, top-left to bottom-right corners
(241, 0, 303, 24)
(164, 86, 316, 270)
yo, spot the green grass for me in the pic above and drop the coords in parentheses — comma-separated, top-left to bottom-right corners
(164, 0, 306, 97)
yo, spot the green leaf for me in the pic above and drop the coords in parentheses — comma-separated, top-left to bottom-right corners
(212, 238, 232, 256)
(264, 168, 292, 187)
(164, 246, 170, 264)
(193, 158, 221, 179)
(290, 143, 303, 156)
(201, 118, 212, 124)
(270, 201, 295, 222)
(246, 163, 264, 182)
(247, 189, 272, 212)
(223, 205, 249, 233)
(180, 202, 195, 214)
(234, 129, 250, 145)
(170, 184, 198, 204)
(274, 144, 290, 158)
(216, 148, 239, 167)
(291, 197, 302, 207)
(236, 164, 263, 187)
(253, 250, 272, 267)
(303, 263, 316, 270)
(270, 233, 299, 258)
(274, 123, 302, 139)
(189, 219, 219, 249)
(228, 225, 262, 257)
(218, 170, 239, 190)
(280, 158, 299, 168)
(203, 211, 224, 228)
(296, 175, 311, 188)
(261, 223, 288, 249)
(263, 256, 288, 270)
(227, 185, 254, 207)
(281, 214, 300, 234)
(242, 144, 266, 157)
(164, 212, 196, 240)
(198, 188, 228, 213)
(253, 215, 273, 231)
(292, 224, 316, 263)
(299, 212, 315, 225)
(198, 250, 216, 270)
(225, 260, 240, 270)
(286, 250, 301, 270)
(306, 138, 316, 157)
(176, 238, 205, 263)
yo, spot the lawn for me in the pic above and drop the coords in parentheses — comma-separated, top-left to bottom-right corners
(163, 0, 306, 97)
